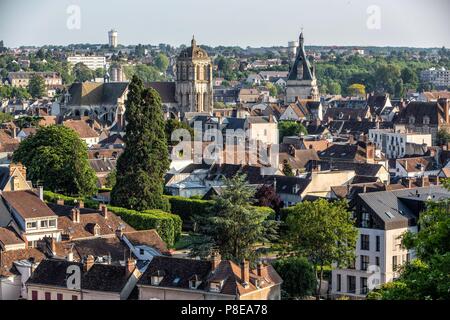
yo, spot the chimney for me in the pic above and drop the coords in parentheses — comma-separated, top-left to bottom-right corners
(407, 178, 413, 189)
(240, 260, 250, 287)
(84, 255, 95, 272)
(99, 204, 108, 219)
(49, 237, 56, 255)
(77, 200, 84, 209)
(38, 185, 43, 201)
(126, 258, 136, 278)
(71, 208, 80, 223)
(366, 142, 375, 163)
(56, 199, 64, 206)
(211, 252, 221, 272)
(419, 175, 429, 187)
(115, 227, 123, 239)
(67, 249, 74, 262)
(256, 261, 268, 278)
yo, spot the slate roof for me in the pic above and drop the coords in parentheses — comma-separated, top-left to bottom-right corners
(26, 259, 133, 293)
(146, 82, 176, 103)
(358, 186, 450, 230)
(67, 82, 128, 106)
(72, 237, 128, 262)
(318, 144, 366, 162)
(123, 230, 168, 253)
(323, 107, 370, 121)
(309, 160, 384, 177)
(89, 158, 117, 173)
(396, 101, 446, 125)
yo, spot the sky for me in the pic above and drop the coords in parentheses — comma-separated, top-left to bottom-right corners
(0, 0, 449, 48)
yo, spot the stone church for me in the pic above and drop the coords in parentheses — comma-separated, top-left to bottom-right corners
(285, 32, 319, 103)
(59, 36, 213, 130)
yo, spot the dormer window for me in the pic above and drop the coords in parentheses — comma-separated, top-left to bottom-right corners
(150, 270, 165, 286)
(189, 275, 202, 290)
(423, 116, 430, 125)
(409, 116, 415, 125)
(209, 280, 223, 293)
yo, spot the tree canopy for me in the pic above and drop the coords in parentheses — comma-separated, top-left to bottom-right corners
(111, 75, 170, 211)
(12, 125, 97, 196)
(278, 121, 308, 142)
(284, 199, 358, 297)
(190, 174, 278, 263)
(28, 74, 46, 98)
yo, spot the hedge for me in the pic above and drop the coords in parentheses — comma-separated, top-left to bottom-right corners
(165, 195, 276, 225)
(44, 191, 181, 248)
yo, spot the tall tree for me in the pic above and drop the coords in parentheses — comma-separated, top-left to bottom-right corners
(28, 74, 46, 98)
(190, 174, 278, 263)
(12, 125, 97, 196)
(111, 75, 170, 211)
(285, 199, 357, 298)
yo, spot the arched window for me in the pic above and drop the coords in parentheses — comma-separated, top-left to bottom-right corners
(75, 109, 80, 117)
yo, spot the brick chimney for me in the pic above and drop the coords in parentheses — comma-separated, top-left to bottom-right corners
(366, 142, 375, 163)
(84, 255, 95, 272)
(211, 251, 221, 272)
(126, 258, 136, 278)
(99, 204, 108, 219)
(240, 260, 250, 287)
(256, 261, 268, 278)
(49, 237, 56, 254)
(71, 208, 80, 223)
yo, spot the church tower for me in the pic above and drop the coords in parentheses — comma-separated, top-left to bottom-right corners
(175, 36, 213, 117)
(285, 32, 319, 103)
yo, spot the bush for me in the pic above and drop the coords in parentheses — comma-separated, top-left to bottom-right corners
(272, 256, 317, 299)
(165, 195, 276, 226)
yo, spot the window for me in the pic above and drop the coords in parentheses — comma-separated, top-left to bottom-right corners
(49, 219, 56, 227)
(57, 293, 63, 300)
(40, 220, 48, 228)
(347, 276, 356, 294)
(376, 257, 380, 267)
(45, 292, 51, 300)
(360, 277, 368, 295)
(409, 116, 415, 125)
(360, 255, 369, 271)
(336, 274, 341, 292)
(360, 234, 370, 251)
(72, 295, 78, 300)
(423, 116, 430, 125)
(32, 291, 38, 300)
(26, 221, 37, 229)
(361, 212, 370, 228)
(376, 236, 380, 252)
(139, 248, 145, 256)
(392, 255, 399, 271)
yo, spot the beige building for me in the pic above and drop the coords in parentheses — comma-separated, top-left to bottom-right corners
(138, 255, 282, 300)
(175, 36, 214, 117)
(7, 72, 62, 88)
(67, 55, 106, 71)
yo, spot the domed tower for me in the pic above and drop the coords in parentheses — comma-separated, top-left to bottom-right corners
(175, 36, 213, 115)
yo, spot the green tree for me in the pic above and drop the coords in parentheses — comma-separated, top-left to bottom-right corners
(0, 112, 13, 124)
(278, 121, 307, 142)
(94, 68, 105, 78)
(436, 129, 450, 146)
(190, 174, 278, 263)
(12, 125, 97, 196)
(28, 74, 46, 98)
(154, 53, 169, 72)
(282, 160, 294, 176)
(73, 62, 94, 82)
(111, 75, 170, 211)
(165, 119, 193, 146)
(272, 256, 316, 299)
(105, 169, 116, 189)
(285, 199, 358, 298)
(124, 64, 164, 82)
(347, 83, 366, 97)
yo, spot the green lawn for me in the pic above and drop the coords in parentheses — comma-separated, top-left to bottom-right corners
(173, 232, 203, 250)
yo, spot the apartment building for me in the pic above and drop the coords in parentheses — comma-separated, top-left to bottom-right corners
(368, 129, 432, 159)
(331, 186, 450, 298)
(67, 55, 106, 70)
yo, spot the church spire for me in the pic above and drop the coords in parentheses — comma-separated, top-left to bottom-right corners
(299, 29, 304, 48)
(191, 35, 196, 47)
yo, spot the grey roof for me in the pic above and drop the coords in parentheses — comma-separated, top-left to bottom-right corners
(67, 82, 128, 106)
(358, 186, 450, 230)
(145, 82, 176, 103)
(223, 117, 246, 131)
